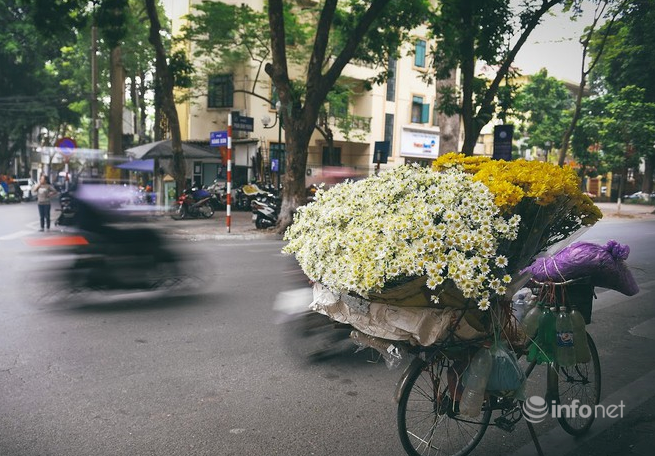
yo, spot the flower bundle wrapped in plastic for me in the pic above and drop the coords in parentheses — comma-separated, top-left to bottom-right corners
(284, 165, 519, 312)
(283, 158, 602, 347)
(433, 153, 602, 273)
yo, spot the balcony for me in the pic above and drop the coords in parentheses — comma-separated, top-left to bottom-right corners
(317, 112, 372, 144)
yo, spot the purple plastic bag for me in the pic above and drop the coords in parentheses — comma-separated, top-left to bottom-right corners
(521, 240, 639, 296)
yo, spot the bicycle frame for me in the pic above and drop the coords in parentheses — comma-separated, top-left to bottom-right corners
(395, 276, 601, 456)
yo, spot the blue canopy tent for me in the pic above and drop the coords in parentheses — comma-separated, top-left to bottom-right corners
(114, 158, 155, 172)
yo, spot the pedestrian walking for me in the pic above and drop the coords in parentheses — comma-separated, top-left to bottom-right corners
(32, 175, 58, 231)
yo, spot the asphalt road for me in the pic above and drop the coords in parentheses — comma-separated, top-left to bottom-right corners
(1, 201, 654, 456)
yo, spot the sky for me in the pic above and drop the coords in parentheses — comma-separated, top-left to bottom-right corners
(163, 0, 599, 83)
(512, 2, 602, 82)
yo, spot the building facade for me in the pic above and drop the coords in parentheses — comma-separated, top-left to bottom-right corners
(168, 0, 455, 188)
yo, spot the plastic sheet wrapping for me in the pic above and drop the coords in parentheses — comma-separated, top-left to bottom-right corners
(349, 330, 406, 369)
(486, 341, 526, 393)
(310, 283, 487, 346)
(521, 240, 639, 296)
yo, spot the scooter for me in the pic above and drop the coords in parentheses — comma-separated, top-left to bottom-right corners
(206, 180, 227, 210)
(53, 199, 184, 293)
(251, 194, 280, 229)
(171, 187, 215, 219)
(235, 183, 275, 211)
(274, 264, 353, 361)
(55, 191, 78, 226)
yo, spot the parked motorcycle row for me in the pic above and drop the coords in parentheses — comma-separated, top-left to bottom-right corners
(168, 180, 321, 229)
(170, 180, 283, 229)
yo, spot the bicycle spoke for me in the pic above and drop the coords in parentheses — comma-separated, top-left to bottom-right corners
(398, 355, 491, 456)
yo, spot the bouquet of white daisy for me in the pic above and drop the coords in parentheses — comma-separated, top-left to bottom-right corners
(284, 165, 520, 309)
(282, 165, 527, 345)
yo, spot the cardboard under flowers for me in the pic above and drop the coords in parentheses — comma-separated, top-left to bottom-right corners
(367, 276, 487, 332)
(310, 282, 486, 346)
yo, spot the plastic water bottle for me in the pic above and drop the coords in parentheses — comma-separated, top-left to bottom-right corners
(569, 306, 592, 363)
(529, 306, 556, 364)
(556, 308, 576, 367)
(542, 307, 558, 362)
(459, 347, 493, 418)
(512, 292, 528, 322)
(521, 301, 544, 340)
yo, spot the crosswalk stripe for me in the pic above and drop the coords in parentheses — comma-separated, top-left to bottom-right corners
(0, 230, 34, 241)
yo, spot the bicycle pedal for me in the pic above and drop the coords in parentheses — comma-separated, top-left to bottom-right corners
(495, 417, 516, 433)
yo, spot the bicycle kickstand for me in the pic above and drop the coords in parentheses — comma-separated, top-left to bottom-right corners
(526, 420, 545, 456)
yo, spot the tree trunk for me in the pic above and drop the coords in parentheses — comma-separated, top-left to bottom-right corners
(0, 131, 9, 174)
(145, 0, 185, 197)
(139, 71, 148, 141)
(642, 155, 654, 194)
(559, 78, 585, 166)
(277, 122, 312, 231)
(129, 73, 138, 141)
(457, 1, 561, 156)
(108, 46, 124, 157)
(436, 70, 460, 155)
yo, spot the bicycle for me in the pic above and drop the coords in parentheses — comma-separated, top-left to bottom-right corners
(395, 277, 601, 456)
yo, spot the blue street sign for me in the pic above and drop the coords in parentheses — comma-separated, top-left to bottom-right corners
(210, 131, 228, 146)
(271, 158, 279, 172)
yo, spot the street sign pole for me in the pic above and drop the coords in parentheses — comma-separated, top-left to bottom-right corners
(226, 114, 232, 233)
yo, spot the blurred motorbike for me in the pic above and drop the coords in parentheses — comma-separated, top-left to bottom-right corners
(171, 187, 215, 219)
(54, 199, 184, 293)
(274, 265, 353, 361)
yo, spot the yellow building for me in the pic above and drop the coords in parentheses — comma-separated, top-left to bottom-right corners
(167, 0, 452, 187)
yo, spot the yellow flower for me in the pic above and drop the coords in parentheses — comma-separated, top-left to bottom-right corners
(432, 153, 602, 226)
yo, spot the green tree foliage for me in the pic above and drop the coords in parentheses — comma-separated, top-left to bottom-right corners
(0, 0, 83, 174)
(184, 0, 432, 229)
(591, 0, 655, 102)
(587, 0, 655, 192)
(427, 0, 571, 156)
(97, 0, 129, 48)
(267, 0, 433, 229)
(515, 69, 574, 153)
(572, 86, 655, 195)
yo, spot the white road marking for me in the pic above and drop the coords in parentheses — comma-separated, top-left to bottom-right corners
(0, 230, 35, 241)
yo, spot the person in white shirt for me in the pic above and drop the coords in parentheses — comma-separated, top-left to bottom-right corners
(31, 175, 58, 231)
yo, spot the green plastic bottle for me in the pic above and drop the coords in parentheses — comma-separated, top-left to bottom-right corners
(527, 304, 556, 364)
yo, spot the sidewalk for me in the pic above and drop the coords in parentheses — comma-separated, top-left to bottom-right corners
(595, 202, 655, 220)
(152, 202, 655, 241)
(153, 209, 283, 240)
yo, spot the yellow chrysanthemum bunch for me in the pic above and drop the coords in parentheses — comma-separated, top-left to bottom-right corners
(433, 153, 602, 225)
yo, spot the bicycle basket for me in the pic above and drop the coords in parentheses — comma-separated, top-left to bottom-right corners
(559, 279, 595, 324)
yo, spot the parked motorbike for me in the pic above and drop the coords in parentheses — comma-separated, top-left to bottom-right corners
(171, 187, 215, 219)
(55, 191, 78, 226)
(235, 183, 276, 211)
(0, 182, 21, 204)
(206, 180, 227, 210)
(251, 193, 280, 229)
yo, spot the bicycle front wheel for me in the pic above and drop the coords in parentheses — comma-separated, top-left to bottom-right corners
(397, 354, 491, 456)
(554, 332, 601, 436)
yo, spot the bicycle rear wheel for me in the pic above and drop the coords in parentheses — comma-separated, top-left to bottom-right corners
(397, 354, 491, 456)
(554, 332, 601, 436)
